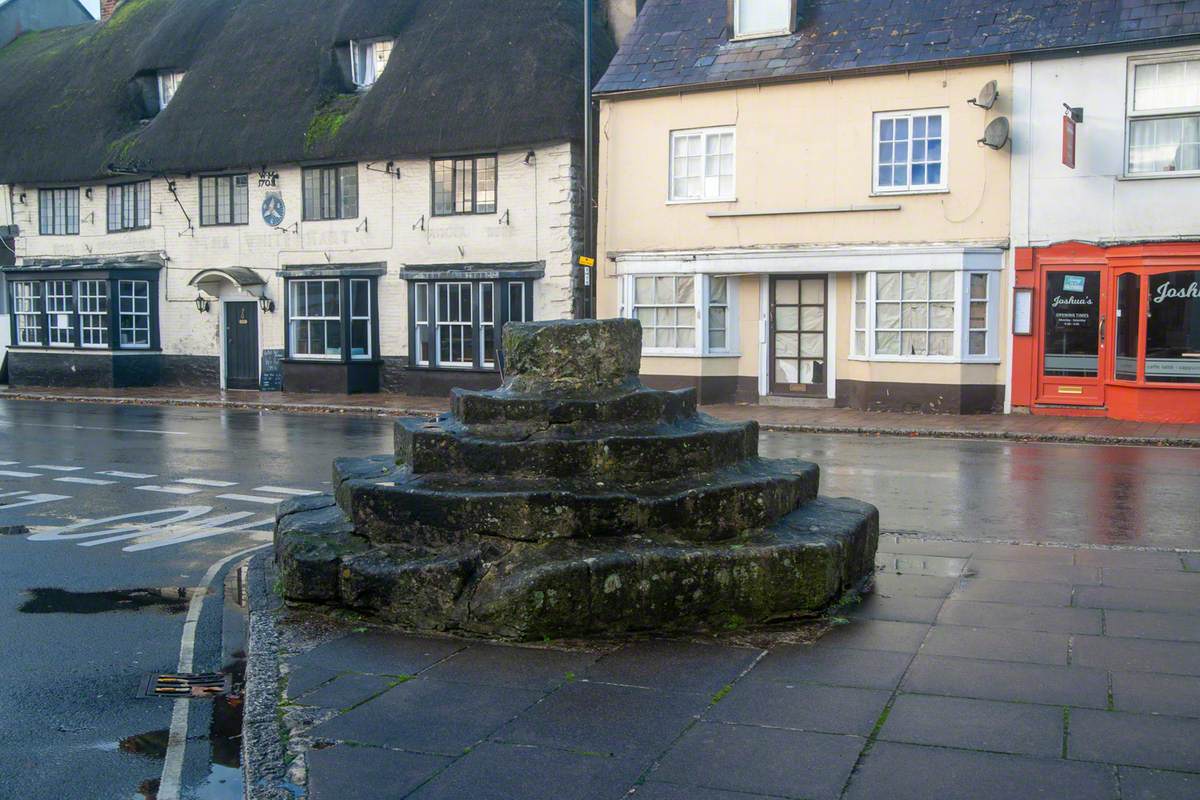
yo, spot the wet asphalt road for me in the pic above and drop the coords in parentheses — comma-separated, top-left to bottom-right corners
(0, 399, 1197, 800)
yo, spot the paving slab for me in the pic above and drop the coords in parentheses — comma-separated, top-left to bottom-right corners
(949, 578, 1074, 607)
(968, 543, 1077, 564)
(631, 782, 778, 799)
(876, 554, 969, 577)
(704, 681, 891, 736)
(935, 599, 1102, 635)
(844, 742, 1117, 800)
(287, 632, 465, 677)
(583, 640, 763, 696)
(422, 644, 599, 692)
(1074, 550, 1187, 570)
(1072, 636, 1200, 676)
(921, 625, 1069, 665)
(1074, 586, 1200, 615)
(1070, 708, 1200, 772)
(1119, 766, 1200, 800)
(284, 664, 342, 700)
(844, 593, 944, 624)
(964, 559, 1100, 585)
(406, 742, 646, 800)
(877, 537, 977, 558)
(1184, 555, 1200, 572)
(872, 573, 960, 599)
(1104, 610, 1200, 643)
(880, 694, 1065, 758)
(1099, 567, 1200, 592)
(494, 681, 704, 758)
(650, 722, 863, 800)
(309, 677, 543, 755)
(308, 743, 450, 800)
(901, 655, 1109, 709)
(815, 619, 931, 653)
(1110, 671, 1200, 718)
(743, 644, 912, 689)
(295, 673, 398, 711)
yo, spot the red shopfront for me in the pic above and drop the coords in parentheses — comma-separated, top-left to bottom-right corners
(1012, 242, 1200, 424)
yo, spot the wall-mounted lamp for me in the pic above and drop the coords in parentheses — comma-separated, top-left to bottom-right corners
(85, 187, 93, 200)
(524, 151, 536, 165)
(17, 193, 26, 204)
(194, 295, 211, 313)
(258, 295, 276, 314)
(1062, 103, 1084, 123)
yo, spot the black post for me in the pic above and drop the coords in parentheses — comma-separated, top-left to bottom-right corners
(581, 0, 595, 319)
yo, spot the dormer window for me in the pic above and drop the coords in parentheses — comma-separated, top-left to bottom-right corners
(351, 38, 394, 89)
(733, 0, 795, 39)
(157, 70, 185, 110)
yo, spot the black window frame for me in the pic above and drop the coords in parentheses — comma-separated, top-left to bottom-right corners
(431, 155, 498, 217)
(6, 270, 161, 351)
(199, 173, 250, 227)
(38, 188, 81, 236)
(407, 277, 532, 371)
(106, 180, 152, 233)
(283, 275, 379, 364)
(301, 163, 359, 221)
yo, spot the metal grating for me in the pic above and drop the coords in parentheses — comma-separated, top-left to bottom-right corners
(139, 672, 231, 699)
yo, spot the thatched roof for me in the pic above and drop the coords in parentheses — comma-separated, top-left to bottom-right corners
(0, 0, 614, 184)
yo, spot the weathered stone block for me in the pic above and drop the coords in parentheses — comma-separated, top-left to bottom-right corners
(501, 318, 642, 395)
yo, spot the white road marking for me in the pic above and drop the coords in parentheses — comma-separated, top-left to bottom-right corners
(217, 493, 282, 505)
(54, 477, 117, 486)
(0, 461, 18, 466)
(175, 478, 238, 488)
(0, 491, 30, 497)
(30, 465, 83, 472)
(0, 420, 187, 436)
(136, 485, 204, 496)
(28, 507, 213, 542)
(253, 486, 321, 496)
(97, 471, 157, 479)
(158, 544, 271, 800)
(0, 470, 43, 478)
(122, 518, 273, 552)
(0, 493, 71, 512)
(80, 511, 258, 549)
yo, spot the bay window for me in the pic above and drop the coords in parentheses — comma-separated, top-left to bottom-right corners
(39, 188, 80, 235)
(302, 164, 358, 221)
(669, 127, 735, 202)
(13, 282, 43, 346)
(7, 273, 158, 350)
(46, 280, 75, 346)
(407, 278, 532, 370)
(79, 280, 109, 348)
(1146, 270, 1200, 383)
(107, 181, 151, 232)
(851, 270, 996, 361)
(1127, 55, 1200, 176)
(285, 276, 378, 362)
(118, 280, 151, 348)
(873, 109, 948, 193)
(623, 274, 738, 355)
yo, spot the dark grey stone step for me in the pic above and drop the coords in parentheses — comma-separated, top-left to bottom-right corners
(333, 456, 820, 546)
(395, 415, 759, 481)
(450, 385, 697, 426)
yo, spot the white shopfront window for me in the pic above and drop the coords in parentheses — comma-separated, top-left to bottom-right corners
(622, 274, 739, 356)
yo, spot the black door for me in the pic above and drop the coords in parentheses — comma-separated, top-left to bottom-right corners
(225, 301, 259, 390)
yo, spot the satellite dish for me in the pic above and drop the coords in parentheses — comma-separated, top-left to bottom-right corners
(968, 80, 999, 110)
(979, 116, 1010, 150)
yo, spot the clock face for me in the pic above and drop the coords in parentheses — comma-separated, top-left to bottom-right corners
(262, 193, 286, 227)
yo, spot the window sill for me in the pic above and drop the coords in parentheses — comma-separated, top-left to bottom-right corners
(8, 346, 160, 354)
(847, 355, 999, 365)
(730, 30, 794, 42)
(666, 198, 737, 206)
(1115, 172, 1200, 182)
(642, 349, 743, 359)
(199, 222, 250, 228)
(406, 364, 500, 373)
(869, 188, 949, 197)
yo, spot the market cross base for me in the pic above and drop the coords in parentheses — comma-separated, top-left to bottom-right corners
(274, 318, 879, 640)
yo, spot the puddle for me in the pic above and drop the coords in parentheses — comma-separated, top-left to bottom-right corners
(18, 587, 208, 615)
(875, 555, 969, 578)
(120, 730, 169, 759)
(136, 778, 159, 800)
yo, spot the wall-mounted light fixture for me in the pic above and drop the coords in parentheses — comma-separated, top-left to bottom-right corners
(258, 295, 276, 314)
(17, 193, 26, 204)
(194, 295, 211, 313)
(524, 151, 536, 165)
(85, 187, 93, 200)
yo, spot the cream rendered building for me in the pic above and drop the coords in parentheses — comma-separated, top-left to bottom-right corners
(596, 0, 1018, 412)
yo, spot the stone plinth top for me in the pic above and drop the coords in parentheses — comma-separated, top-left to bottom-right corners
(501, 318, 642, 395)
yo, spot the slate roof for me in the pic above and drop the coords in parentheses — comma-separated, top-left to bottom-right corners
(595, 0, 1200, 95)
(0, 0, 614, 184)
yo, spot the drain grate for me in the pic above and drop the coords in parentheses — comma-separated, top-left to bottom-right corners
(140, 672, 231, 699)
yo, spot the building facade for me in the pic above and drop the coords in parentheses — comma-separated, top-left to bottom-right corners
(0, 0, 617, 394)
(0, 0, 92, 49)
(595, 0, 1200, 415)
(1010, 45, 1200, 423)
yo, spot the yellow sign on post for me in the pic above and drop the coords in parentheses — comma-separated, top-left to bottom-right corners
(578, 256, 595, 267)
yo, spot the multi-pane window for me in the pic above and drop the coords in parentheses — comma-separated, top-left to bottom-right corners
(733, 0, 793, 37)
(79, 280, 109, 347)
(968, 273, 989, 356)
(508, 283, 528, 326)
(39, 189, 80, 235)
(349, 279, 372, 360)
(46, 281, 75, 346)
(635, 275, 696, 350)
(436, 282, 474, 367)
(13, 282, 42, 345)
(432, 156, 497, 216)
(288, 280, 342, 359)
(413, 283, 431, 366)
(708, 277, 729, 351)
(874, 271, 955, 357)
(1128, 56, 1200, 175)
(351, 38, 394, 88)
(874, 110, 947, 193)
(669, 128, 735, 202)
(107, 181, 151, 232)
(118, 280, 150, 348)
(158, 70, 185, 109)
(200, 175, 249, 226)
(302, 164, 358, 221)
(479, 283, 496, 367)
(852, 273, 868, 355)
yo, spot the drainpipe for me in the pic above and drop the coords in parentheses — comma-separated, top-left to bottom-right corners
(582, 0, 595, 319)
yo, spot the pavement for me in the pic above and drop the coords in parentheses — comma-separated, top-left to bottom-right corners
(257, 536, 1200, 800)
(3, 384, 1200, 447)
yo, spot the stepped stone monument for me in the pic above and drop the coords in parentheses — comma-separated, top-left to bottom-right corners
(275, 318, 878, 640)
